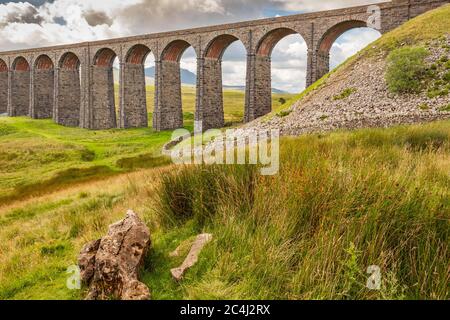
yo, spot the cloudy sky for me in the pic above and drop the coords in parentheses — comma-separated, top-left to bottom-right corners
(0, 0, 383, 92)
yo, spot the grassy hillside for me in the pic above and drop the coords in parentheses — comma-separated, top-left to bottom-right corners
(273, 4, 450, 116)
(0, 120, 448, 300)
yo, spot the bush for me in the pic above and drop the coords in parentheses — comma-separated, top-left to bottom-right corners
(385, 47, 429, 93)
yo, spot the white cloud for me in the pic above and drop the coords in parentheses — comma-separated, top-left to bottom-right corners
(277, 0, 385, 12)
(0, 0, 382, 93)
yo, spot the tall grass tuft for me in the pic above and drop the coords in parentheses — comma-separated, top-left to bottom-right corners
(156, 165, 257, 228)
(153, 122, 449, 300)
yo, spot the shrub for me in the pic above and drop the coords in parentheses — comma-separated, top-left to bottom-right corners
(385, 47, 429, 93)
(333, 88, 357, 100)
(278, 97, 287, 105)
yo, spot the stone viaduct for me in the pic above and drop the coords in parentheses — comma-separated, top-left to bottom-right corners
(0, 0, 447, 132)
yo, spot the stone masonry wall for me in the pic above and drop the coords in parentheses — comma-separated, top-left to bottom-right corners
(91, 66, 117, 129)
(0, 72, 7, 113)
(198, 58, 225, 131)
(156, 60, 183, 130)
(249, 55, 272, 121)
(32, 69, 54, 119)
(10, 71, 30, 116)
(55, 69, 81, 127)
(121, 63, 148, 128)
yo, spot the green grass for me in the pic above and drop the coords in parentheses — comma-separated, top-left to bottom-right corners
(0, 5, 449, 301)
(0, 120, 448, 300)
(0, 116, 171, 203)
(365, 4, 450, 55)
(115, 85, 293, 126)
(0, 86, 294, 204)
(333, 88, 357, 100)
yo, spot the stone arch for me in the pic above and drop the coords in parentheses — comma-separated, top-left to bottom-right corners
(161, 40, 193, 62)
(91, 47, 118, 129)
(248, 28, 307, 121)
(34, 54, 54, 70)
(55, 52, 81, 127)
(12, 56, 30, 71)
(0, 59, 8, 72)
(32, 55, 55, 119)
(204, 34, 241, 60)
(315, 20, 378, 79)
(256, 27, 300, 56)
(126, 44, 152, 64)
(10, 56, 30, 116)
(0, 59, 7, 114)
(93, 47, 118, 67)
(318, 20, 368, 55)
(199, 34, 248, 130)
(155, 39, 197, 130)
(59, 52, 81, 70)
(121, 44, 154, 128)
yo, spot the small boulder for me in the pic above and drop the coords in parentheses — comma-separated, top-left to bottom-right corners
(78, 210, 151, 300)
(171, 233, 213, 281)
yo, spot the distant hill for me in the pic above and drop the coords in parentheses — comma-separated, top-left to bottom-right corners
(144, 67, 197, 86)
(113, 67, 287, 93)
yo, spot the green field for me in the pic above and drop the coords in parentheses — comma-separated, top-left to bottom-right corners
(115, 85, 293, 125)
(0, 120, 448, 300)
(0, 87, 293, 204)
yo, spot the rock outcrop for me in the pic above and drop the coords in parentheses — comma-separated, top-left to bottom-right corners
(78, 210, 151, 300)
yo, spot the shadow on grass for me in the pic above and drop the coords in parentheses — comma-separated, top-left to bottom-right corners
(0, 166, 117, 206)
(116, 154, 172, 170)
(1, 153, 173, 207)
